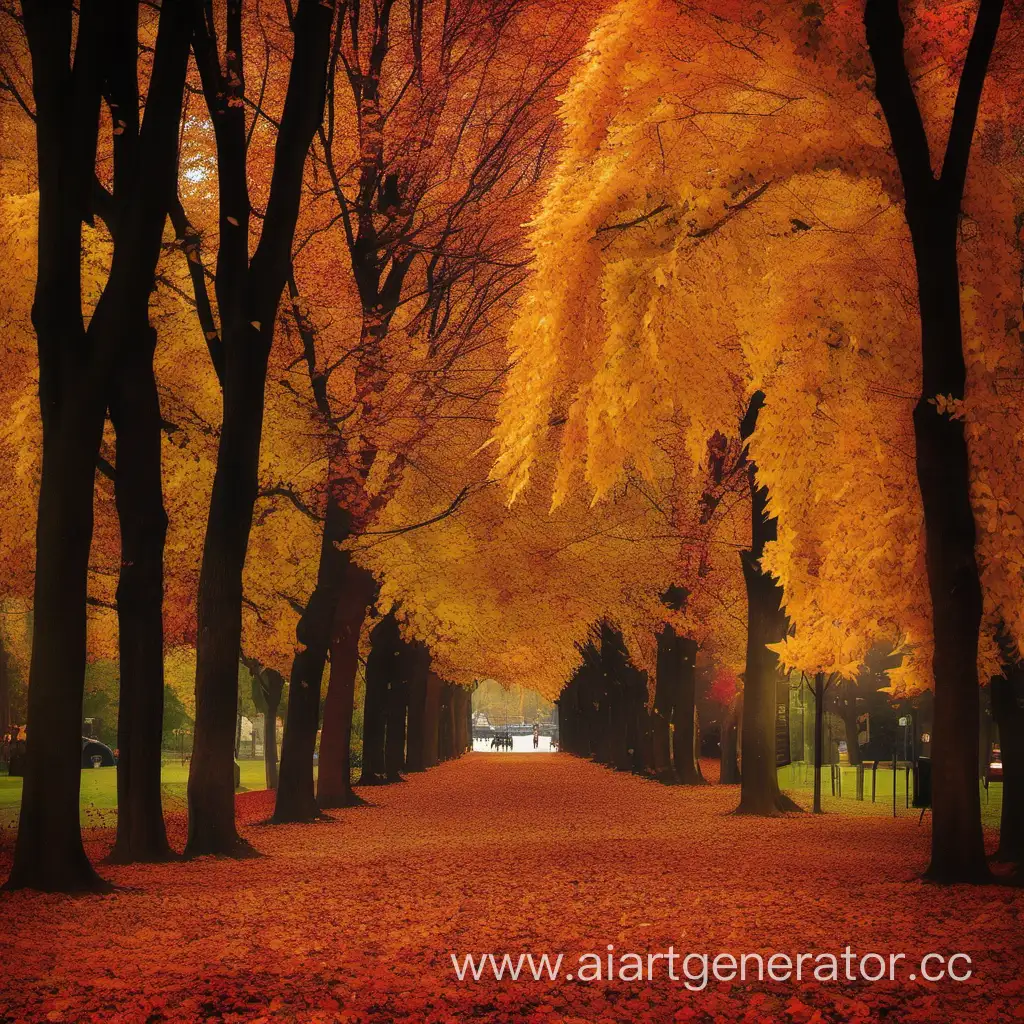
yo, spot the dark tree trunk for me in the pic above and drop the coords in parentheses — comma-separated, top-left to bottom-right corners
(636, 702, 655, 774)
(451, 688, 465, 757)
(264, 707, 279, 791)
(104, 0, 190, 865)
(812, 674, 826, 814)
(599, 624, 632, 772)
(317, 566, 374, 808)
(186, 0, 334, 857)
(273, 503, 352, 823)
(109, 343, 173, 863)
(9, 0, 115, 892)
(0, 643, 9, 736)
(438, 683, 456, 761)
(991, 665, 1024, 863)
(384, 651, 409, 781)
(735, 394, 797, 815)
(448, 685, 459, 758)
(458, 687, 472, 755)
(865, 0, 1000, 881)
(720, 695, 741, 785)
(359, 612, 396, 784)
(404, 645, 430, 772)
(436, 684, 448, 762)
(653, 627, 677, 782)
(673, 636, 705, 785)
(422, 671, 442, 768)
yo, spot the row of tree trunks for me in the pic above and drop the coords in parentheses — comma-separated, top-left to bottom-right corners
(357, 616, 469, 786)
(556, 622, 702, 783)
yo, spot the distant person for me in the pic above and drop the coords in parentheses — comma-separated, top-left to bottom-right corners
(532, 723, 540, 750)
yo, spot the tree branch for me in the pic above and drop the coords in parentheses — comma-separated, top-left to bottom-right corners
(258, 482, 324, 523)
(864, 0, 936, 195)
(940, 0, 1003, 203)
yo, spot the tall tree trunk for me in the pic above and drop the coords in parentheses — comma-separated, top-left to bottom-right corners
(422, 672, 442, 768)
(317, 566, 374, 808)
(273, 503, 351, 823)
(384, 652, 408, 781)
(653, 627, 677, 783)
(359, 611, 397, 784)
(109, 342, 173, 863)
(264, 707, 279, 790)
(186, 0, 334, 857)
(720, 695, 741, 785)
(673, 636, 705, 785)
(451, 688, 464, 757)
(991, 665, 1024, 863)
(0, 642, 9, 737)
(865, 0, 1000, 881)
(10, 0, 117, 891)
(439, 683, 456, 761)
(812, 674, 825, 814)
(405, 645, 430, 771)
(736, 394, 797, 815)
(105, 0, 190, 865)
(448, 685, 459, 758)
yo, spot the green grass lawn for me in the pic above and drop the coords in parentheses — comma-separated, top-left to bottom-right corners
(0, 758, 1002, 831)
(0, 757, 273, 828)
(778, 761, 1002, 829)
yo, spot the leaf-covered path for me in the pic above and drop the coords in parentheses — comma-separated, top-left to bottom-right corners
(1, 754, 1022, 1023)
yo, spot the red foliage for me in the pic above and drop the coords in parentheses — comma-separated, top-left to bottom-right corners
(708, 667, 740, 706)
(0, 755, 1020, 1023)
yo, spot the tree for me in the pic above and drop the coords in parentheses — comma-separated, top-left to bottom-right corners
(4, 0, 113, 893)
(488, 0, 1024, 832)
(316, 566, 375, 807)
(100, 0, 192, 868)
(6, 0, 194, 890)
(863, 0, 1003, 883)
(269, 0, 590, 820)
(242, 656, 284, 791)
(185, 0, 335, 857)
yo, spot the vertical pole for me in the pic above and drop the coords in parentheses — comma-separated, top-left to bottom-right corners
(829, 720, 835, 796)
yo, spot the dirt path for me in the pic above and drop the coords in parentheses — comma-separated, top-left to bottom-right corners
(0, 753, 1021, 1022)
